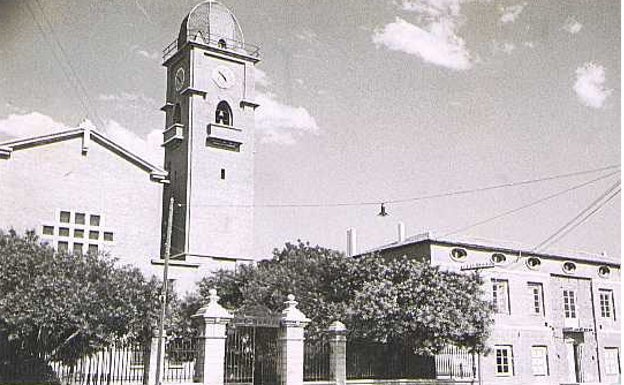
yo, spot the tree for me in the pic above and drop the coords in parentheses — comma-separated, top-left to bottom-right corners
(185, 241, 493, 354)
(0, 230, 164, 365)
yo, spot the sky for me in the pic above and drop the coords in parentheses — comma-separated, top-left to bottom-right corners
(0, 0, 620, 260)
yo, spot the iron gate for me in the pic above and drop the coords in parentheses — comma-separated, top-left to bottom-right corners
(224, 307, 281, 385)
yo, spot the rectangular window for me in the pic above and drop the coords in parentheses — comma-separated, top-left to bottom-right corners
(59, 227, 70, 237)
(492, 279, 510, 314)
(75, 212, 85, 225)
(103, 232, 114, 241)
(74, 229, 84, 238)
(563, 290, 576, 319)
(530, 346, 549, 376)
(42, 226, 54, 236)
(221, 168, 226, 180)
(73, 243, 83, 255)
(88, 244, 98, 254)
(60, 211, 71, 223)
(58, 241, 68, 253)
(528, 282, 544, 315)
(89, 230, 99, 240)
(495, 345, 514, 376)
(599, 289, 613, 319)
(90, 215, 100, 226)
(604, 348, 620, 375)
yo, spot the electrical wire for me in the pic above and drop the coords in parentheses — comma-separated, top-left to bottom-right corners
(24, 1, 106, 129)
(532, 181, 621, 251)
(443, 170, 619, 237)
(174, 164, 619, 208)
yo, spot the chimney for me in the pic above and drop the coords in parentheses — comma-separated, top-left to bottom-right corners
(347, 228, 357, 257)
(397, 222, 405, 243)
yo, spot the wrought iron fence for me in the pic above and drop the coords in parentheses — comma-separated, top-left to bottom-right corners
(303, 338, 330, 381)
(346, 340, 435, 380)
(163, 32, 260, 62)
(164, 337, 197, 382)
(224, 324, 281, 385)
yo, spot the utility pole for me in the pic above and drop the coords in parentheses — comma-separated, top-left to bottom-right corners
(155, 196, 174, 385)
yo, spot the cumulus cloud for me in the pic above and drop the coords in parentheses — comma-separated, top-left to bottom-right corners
(500, 3, 526, 24)
(0, 111, 162, 165)
(573, 63, 612, 109)
(372, 17, 471, 70)
(255, 68, 270, 88)
(255, 93, 319, 145)
(562, 17, 583, 34)
(253, 69, 319, 145)
(373, 0, 472, 70)
(0, 112, 69, 139)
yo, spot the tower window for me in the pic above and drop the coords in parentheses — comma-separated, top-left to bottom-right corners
(221, 168, 226, 180)
(218, 39, 227, 49)
(215, 101, 233, 126)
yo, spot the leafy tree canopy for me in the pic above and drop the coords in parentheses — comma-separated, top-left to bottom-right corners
(183, 240, 493, 355)
(0, 230, 166, 363)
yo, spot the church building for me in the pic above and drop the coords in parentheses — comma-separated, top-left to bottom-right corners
(0, 0, 259, 293)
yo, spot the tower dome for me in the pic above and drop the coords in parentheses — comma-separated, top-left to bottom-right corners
(178, 1, 244, 50)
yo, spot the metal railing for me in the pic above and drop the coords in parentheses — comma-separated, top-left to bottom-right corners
(346, 340, 435, 380)
(304, 338, 330, 381)
(163, 32, 260, 62)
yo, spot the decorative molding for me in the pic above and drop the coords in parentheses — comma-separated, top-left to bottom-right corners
(240, 99, 259, 109)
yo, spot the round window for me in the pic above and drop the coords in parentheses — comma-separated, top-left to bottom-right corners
(491, 253, 507, 264)
(562, 261, 577, 274)
(598, 266, 611, 278)
(450, 248, 468, 261)
(526, 257, 542, 270)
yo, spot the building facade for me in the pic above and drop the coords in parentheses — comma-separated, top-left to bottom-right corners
(361, 230, 621, 384)
(0, 0, 260, 293)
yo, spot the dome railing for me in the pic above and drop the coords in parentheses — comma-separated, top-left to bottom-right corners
(163, 32, 260, 62)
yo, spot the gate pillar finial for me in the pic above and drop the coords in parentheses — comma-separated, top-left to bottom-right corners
(193, 288, 233, 385)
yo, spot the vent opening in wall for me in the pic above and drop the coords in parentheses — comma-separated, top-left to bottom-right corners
(221, 168, 226, 180)
(562, 261, 577, 274)
(450, 248, 468, 261)
(598, 266, 611, 278)
(526, 257, 542, 270)
(491, 253, 507, 264)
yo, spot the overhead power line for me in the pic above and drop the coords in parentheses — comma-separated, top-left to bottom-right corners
(177, 164, 619, 208)
(443, 170, 619, 237)
(532, 180, 621, 251)
(24, 0, 105, 129)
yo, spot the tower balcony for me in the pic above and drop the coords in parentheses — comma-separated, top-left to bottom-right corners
(163, 123, 184, 146)
(163, 33, 260, 63)
(206, 123, 243, 151)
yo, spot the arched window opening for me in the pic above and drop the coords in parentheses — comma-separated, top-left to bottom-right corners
(218, 39, 227, 49)
(215, 101, 233, 126)
(173, 103, 182, 124)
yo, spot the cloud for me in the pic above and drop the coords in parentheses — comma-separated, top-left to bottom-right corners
(99, 119, 162, 164)
(372, 17, 471, 70)
(374, 0, 472, 70)
(130, 45, 160, 61)
(573, 63, 612, 109)
(562, 17, 583, 34)
(255, 93, 319, 145)
(0, 112, 69, 139)
(500, 3, 526, 24)
(0, 111, 162, 165)
(255, 68, 270, 88)
(501, 42, 515, 54)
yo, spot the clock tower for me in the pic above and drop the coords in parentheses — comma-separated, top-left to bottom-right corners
(159, 1, 259, 267)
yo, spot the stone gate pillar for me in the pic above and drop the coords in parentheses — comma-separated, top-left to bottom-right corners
(327, 321, 347, 385)
(279, 294, 310, 385)
(192, 289, 233, 385)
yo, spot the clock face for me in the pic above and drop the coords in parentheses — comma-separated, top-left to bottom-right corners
(174, 67, 185, 91)
(212, 66, 235, 89)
